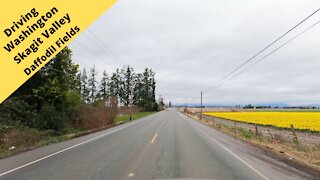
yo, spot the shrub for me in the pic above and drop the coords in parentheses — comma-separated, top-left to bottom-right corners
(3, 127, 43, 149)
(63, 90, 83, 128)
(76, 97, 118, 130)
(35, 104, 67, 131)
(0, 97, 37, 127)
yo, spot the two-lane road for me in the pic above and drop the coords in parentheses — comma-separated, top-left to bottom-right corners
(0, 109, 315, 180)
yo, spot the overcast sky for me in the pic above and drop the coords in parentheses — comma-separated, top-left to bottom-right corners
(69, 0, 320, 106)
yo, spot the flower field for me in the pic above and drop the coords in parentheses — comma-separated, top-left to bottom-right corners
(203, 112, 320, 131)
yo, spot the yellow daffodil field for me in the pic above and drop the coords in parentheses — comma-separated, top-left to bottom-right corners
(203, 112, 320, 131)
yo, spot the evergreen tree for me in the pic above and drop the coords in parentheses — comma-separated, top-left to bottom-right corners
(109, 68, 121, 100)
(75, 71, 82, 94)
(149, 69, 157, 110)
(99, 69, 110, 99)
(1, 47, 82, 130)
(88, 66, 98, 103)
(133, 73, 143, 107)
(81, 68, 89, 102)
(141, 68, 156, 110)
(123, 66, 134, 106)
(33, 47, 79, 108)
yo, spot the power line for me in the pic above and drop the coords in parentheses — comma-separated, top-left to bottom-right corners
(72, 32, 125, 68)
(184, 19, 320, 105)
(203, 7, 320, 93)
(87, 29, 125, 62)
(72, 40, 111, 67)
(82, 32, 121, 66)
(230, 19, 320, 80)
(85, 29, 126, 66)
(69, 46, 94, 69)
(206, 19, 320, 93)
(73, 60, 91, 69)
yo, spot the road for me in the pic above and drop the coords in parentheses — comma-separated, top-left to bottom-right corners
(0, 109, 315, 180)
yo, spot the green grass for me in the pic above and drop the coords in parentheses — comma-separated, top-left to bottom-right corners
(238, 127, 253, 140)
(115, 112, 155, 124)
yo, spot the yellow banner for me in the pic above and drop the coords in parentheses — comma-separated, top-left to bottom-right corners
(0, 0, 117, 104)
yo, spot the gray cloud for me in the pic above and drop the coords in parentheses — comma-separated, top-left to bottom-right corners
(69, 0, 320, 106)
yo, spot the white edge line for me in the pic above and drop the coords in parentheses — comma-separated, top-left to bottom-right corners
(197, 128, 270, 180)
(179, 111, 270, 180)
(0, 119, 146, 177)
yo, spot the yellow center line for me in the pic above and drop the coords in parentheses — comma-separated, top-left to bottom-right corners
(150, 133, 158, 144)
(150, 121, 166, 144)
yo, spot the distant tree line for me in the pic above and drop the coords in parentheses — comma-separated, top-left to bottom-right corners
(77, 65, 157, 111)
(0, 47, 157, 132)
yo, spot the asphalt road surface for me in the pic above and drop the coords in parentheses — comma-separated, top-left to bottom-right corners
(0, 109, 315, 180)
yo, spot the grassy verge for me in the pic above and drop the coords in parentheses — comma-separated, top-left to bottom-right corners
(0, 124, 114, 158)
(0, 126, 71, 158)
(0, 111, 155, 159)
(114, 112, 155, 124)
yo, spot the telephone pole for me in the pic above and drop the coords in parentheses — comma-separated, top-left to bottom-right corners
(129, 78, 137, 121)
(200, 91, 203, 120)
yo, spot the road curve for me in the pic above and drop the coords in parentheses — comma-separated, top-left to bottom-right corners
(0, 109, 314, 180)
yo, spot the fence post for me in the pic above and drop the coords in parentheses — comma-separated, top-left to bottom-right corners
(267, 130, 273, 139)
(290, 124, 298, 144)
(255, 124, 258, 136)
(234, 123, 237, 136)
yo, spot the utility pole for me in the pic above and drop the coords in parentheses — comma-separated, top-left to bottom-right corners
(129, 78, 137, 121)
(200, 91, 203, 120)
